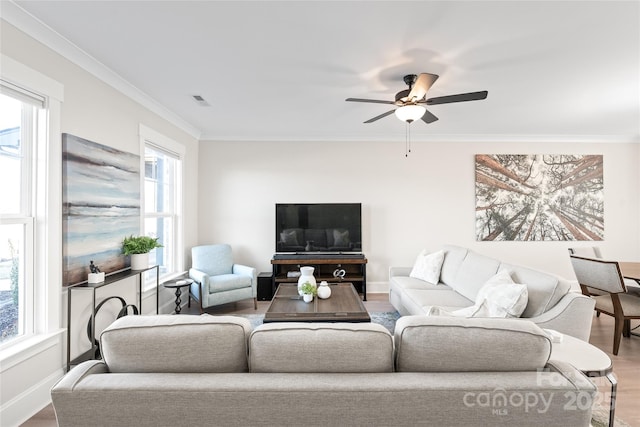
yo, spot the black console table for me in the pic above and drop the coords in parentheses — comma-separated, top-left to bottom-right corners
(271, 255, 367, 300)
(66, 265, 159, 371)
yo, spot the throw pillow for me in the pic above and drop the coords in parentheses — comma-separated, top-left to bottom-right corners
(409, 249, 445, 284)
(280, 229, 298, 246)
(333, 229, 350, 247)
(475, 271, 528, 318)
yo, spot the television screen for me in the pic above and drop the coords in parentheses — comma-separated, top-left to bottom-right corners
(275, 203, 362, 253)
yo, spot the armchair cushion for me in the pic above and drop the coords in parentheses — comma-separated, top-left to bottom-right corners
(192, 244, 233, 276)
(209, 274, 253, 293)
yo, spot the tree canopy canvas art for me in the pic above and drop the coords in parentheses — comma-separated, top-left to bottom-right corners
(475, 154, 604, 241)
(62, 134, 140, 286)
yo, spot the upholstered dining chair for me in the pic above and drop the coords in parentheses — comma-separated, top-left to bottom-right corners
(568, 247, 640, 296)
(569, 254, 640, 355)
(189, 244, 257, 313)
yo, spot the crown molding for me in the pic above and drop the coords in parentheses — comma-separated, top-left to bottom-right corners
(2, 1, 202, 139)
(199, 133, 640, 144)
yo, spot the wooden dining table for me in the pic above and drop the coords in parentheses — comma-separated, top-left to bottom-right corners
(619, 261, 640, 282)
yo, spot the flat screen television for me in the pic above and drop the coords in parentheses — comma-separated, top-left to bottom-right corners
(275, 203, 362, 253)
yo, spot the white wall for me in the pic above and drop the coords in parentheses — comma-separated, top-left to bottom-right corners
(0, 20, 199, 426)
(198, 139, 639, 291)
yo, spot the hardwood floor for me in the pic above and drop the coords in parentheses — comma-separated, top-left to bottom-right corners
(22, 295, 640, 426)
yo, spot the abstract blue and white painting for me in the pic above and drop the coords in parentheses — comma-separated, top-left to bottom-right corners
(62, 134, 140, 286)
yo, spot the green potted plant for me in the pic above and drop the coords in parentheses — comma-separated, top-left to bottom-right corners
(122, 235, 162, 270)
(300, 282, 317, 303)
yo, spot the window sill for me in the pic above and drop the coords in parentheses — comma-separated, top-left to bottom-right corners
(0, 329, 65, 372)
(143, 270, 187, 293)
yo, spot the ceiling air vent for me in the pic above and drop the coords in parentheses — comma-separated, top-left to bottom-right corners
(192, 95, 209, 106)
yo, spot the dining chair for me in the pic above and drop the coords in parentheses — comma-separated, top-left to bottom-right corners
(569, 254, 640, 355)
(568, 247, 640, 296)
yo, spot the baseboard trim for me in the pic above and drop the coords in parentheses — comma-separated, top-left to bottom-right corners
(0, 368, 63, 427)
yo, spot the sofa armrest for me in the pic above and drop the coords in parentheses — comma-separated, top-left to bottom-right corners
(188, 268, 209, 286)
(389, 266, 412, 278)
(528, 292, 595, 341)
(52, 360, 108, 393)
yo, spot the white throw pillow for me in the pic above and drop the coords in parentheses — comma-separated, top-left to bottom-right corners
(409, 249, 445, 284)
(475, 271, 528, 318)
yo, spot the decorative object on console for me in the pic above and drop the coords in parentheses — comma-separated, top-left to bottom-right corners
(317, 281, 331, 299)
(87, 260, 105, 283)
(333, 268, 346, 279)
(475, 154, 604, 241)
(62, 133, 140, 286)
(122, 235, 163, 270)
(297, 266, 316, 296)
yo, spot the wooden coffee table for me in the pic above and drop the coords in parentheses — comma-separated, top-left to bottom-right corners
(264, 283, 370, 323)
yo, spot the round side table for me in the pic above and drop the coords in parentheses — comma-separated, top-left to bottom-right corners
(163, 278, 194, 314)
(550, 332, 616, 427)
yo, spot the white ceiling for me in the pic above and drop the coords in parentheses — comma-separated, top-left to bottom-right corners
(7, 0, 640, 142)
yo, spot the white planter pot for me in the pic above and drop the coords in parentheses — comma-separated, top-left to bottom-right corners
(303, 294, 314, 303)
(130, 253, 149, 270)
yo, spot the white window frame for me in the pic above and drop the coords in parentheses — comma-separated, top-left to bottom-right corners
(0, 54, 63, 358)
(139, 124, 184, 290)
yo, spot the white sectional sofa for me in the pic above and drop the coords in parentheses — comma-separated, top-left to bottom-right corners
(51, 314, 596, 427)
(389, 245, 595, 341)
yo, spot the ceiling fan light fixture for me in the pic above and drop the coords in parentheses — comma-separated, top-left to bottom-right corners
(395, 104, 426, 123)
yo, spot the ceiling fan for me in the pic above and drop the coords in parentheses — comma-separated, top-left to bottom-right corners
(346, 73, 488, 124)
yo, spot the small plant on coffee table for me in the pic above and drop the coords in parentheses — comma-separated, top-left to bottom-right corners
(300, 282, 317, 296)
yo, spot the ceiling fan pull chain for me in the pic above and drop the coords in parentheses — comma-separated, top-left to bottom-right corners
(405, 122, 408, 157)
(408, 123, 412, 154)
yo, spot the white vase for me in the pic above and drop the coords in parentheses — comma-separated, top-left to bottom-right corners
(130, 253, 149, 270)
(317, 281, 331, 299)
(297, 266, 317, 296)
(303, 294, 314, 303)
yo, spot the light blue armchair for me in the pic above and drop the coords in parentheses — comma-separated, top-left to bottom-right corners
(188, 244, 257, 313)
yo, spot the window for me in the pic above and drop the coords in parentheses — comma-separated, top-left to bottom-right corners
(141, 126, 183, 285)
(0, 85, 42, 345)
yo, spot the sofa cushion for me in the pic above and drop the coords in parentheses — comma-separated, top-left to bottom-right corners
(394, 316, 551, 372)
(249, 323, 394, 373)
(500, 264, 571, 318)
(404, 289, 474, 313)
(439, 245, 469, 286)
(409, 249, 445, 283)
(449, 251, 501, 301)
(100, 314, 251, 373)
(392, 276, 448, 291)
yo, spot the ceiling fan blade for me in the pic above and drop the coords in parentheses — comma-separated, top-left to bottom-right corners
(407, 73, 439, 101)
(421, 109, 439, 124)
(364, 109, 396, 123)
(346, 98, 394, 104)
(426, 90, 488, 105)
